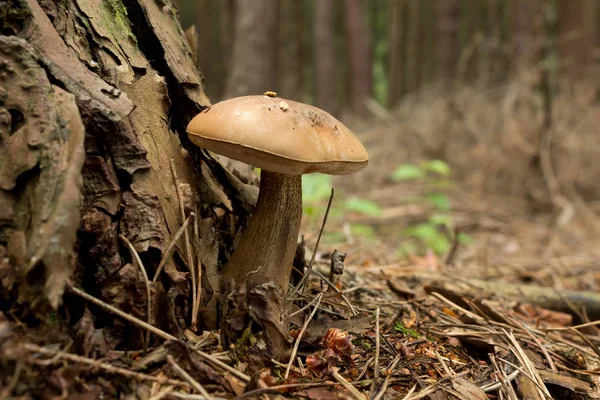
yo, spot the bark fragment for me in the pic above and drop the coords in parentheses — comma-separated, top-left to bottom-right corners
(0, 36, 85, 308)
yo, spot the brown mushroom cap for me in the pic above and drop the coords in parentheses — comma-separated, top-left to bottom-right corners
(186, 95, 369, 175)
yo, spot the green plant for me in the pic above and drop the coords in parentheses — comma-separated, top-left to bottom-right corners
(393, 321, 421, 338)
(301, 174, 382, 242)
(390, 160, 473, 256)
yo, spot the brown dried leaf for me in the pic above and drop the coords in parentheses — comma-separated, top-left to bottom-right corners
(452, 378, 487, 400)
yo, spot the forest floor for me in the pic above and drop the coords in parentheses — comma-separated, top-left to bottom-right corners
(3, 101, 600, 399)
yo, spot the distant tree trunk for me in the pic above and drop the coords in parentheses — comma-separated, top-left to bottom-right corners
(225, 0, 278, 97)
(388, 0, 405, 106)
(220, 0, 236, 95)
(344, 0, 372, 115)
(557, 0, 595, 80)
(508, 0, 542, 70)
(193, 0, 218, 100)
(278, 0, 304, 102)
(436, 0, 459, 84)
(405, 0, 421, 92)
(314, 0, 338, 114)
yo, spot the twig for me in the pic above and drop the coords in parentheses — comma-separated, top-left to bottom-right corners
(193, 211, 202, 328)
(497, 358, 553, 400)
(69, 285, 176, 341)
(480, 369, 520, 393)
(0, 359, 23, 398)
(293, 188, 334, 295)
(13, 342, 190, 388)
(120, 234, 152, 350)
(503, 329, 552, 399)
(152, 213, 195, 283)
(400, 384, 417, 400)
(331, 369, 366, 400)
(373, 308, 381, 379)
(167, 355, 212, 400)
(489, 354, 519, 399)
(292, 265, 358, 316)
(68, 285, 250, 383)
(284, 293, 323, 380)
(507, 315, 557, 372)
(542, 320, 600, 331)
(147, 385, 174, 400)
(372, 354, 402, 400)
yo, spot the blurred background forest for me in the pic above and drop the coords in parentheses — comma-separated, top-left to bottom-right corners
(175, 0, 600, 259)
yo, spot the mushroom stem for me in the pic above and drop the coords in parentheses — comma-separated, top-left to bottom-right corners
(222, 170, 302, 291)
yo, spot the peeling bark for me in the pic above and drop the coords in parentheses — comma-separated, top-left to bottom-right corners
(0, 35, 85, 308)
(0, 0, 252, 348)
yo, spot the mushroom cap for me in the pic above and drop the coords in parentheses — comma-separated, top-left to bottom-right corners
(186, 95, 369, 175)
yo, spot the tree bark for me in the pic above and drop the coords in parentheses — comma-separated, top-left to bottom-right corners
(508, 0, 542, 68)
(388, 0, 405, 107)
(314, 0, 338, 115)
(405, 0, 421, 93)
(225, 0, 278, 98)
(278, 0, 304, 102)
(0, 0, 258, 352)
(436, 0, 459, 85)
(557, 0, 595, 80)
(344, 0, 372, 115)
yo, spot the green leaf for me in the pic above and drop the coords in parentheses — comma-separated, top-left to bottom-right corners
(421, 160, 451, 176)
(457, 232, 474, 245)
(404, 223, 439, 241)
(425, 192, 451, 211)
(344, 197, 383, 216)
(302, 174, 332, 204)
(429, 213, 451, 226)
(397, 242, 417, 257)
(390, 164, 424, 181)
(394, 322, 421, 338)
(350, 223, 376, 239)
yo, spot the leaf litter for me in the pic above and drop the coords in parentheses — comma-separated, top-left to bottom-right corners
(3, 193, 600, 400)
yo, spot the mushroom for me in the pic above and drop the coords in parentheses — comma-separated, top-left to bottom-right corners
(186, 94, 368, 293)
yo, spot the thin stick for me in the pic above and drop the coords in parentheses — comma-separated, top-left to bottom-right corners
(120, 234, 152, 350)
(400, 384, 417, 400)
(372, 354, 402, 400)
(68, 285, 250, 383)
(542, 320, 600, 331)
(147, 385, 174, 400)
(169, 159, 197, 327)
(293, 188, 334, 295)
(192, 211, 202, 328)
(302, 267, 358, 316)
(167, 355, 213, 400)
(13, 342, 189, 388)
(284, 293, 323, 380)
(331, 369, 365, 400)
(480, 370, 520, 393)
(152, 213, 194, 283)
(373, 308, 381, 379)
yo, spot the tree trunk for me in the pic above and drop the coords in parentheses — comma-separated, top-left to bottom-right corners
(508, 0, 542, 68)
(314, 0, 338, 114)
(436, 0, 459, 85)
(0, 0, 260, 357)
(405, 0, 421, 93)
(557, 0, 595, 80)
(388, 0, 406, 107)
(225, 0, 278, 98)
(278, 0, 305, 102)
(344, 0, 372, 115)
